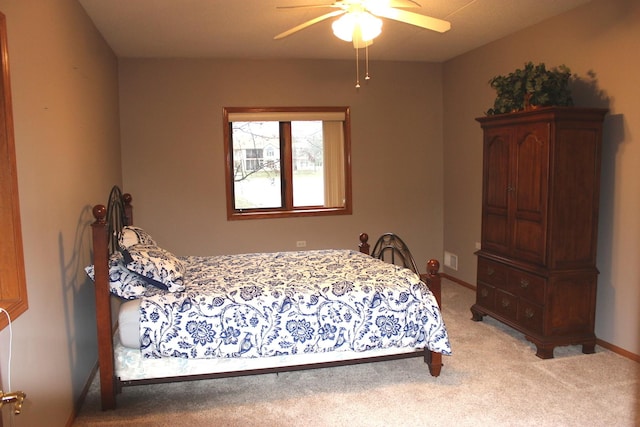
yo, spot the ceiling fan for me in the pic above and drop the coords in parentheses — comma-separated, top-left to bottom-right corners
(274, 0, 451, 44)
(274, 1, 451, 88)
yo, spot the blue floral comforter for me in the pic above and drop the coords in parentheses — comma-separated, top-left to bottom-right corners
(139, 250, 451, 359)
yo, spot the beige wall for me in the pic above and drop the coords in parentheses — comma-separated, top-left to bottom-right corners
(0, 1, 120, 426)
(119, 58, 445, 270)
(0, 0, 637, 425)
(443, 0, 640, 355)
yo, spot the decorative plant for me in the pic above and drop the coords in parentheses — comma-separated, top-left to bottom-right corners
(486, 62, 574, 115)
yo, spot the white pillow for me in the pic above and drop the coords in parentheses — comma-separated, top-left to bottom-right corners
(122, 244, 185, 292)
(119, 226, 157, 248)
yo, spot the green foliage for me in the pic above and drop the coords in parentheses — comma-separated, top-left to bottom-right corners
(487, 62, 573, 115)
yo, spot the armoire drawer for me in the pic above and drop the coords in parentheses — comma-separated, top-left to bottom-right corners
(507, 269, 545, 305)
(476, 282, 495, 310)
(477, 258, 507, 287)
(494, 289, 517, 321)
(518, 300, 543, 334)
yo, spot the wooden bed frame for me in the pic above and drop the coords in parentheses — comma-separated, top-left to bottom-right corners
(91, 187, 443, 410)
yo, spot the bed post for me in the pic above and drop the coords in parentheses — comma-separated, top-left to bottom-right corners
(422, 259, 443, 377)
(424, 259, 442, 307)
(123, 193, 133, 226)
(91, 204, 117, 410)
(358, 233, 370, 255)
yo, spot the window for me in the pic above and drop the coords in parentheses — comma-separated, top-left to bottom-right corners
(0, 12, 28, 330)
(223, 107, 352, 220)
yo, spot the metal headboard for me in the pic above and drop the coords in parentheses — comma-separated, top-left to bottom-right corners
(370, 233, 420, 274)
(105, 185, 129, 254)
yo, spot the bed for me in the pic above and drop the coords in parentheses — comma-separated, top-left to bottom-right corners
(89, 186, 451, 410)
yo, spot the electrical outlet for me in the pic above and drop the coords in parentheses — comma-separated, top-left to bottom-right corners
(296, 240, 307, 248)
(475, 242, 481, 250)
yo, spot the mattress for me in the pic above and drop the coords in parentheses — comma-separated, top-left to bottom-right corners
(119, 299, 141, 349)
(114, 336, 421, 381)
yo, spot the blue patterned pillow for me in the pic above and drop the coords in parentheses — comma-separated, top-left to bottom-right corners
(119, 226, 157, 249)
(122, 244, 185, 292)
(85, 253, 152, 299)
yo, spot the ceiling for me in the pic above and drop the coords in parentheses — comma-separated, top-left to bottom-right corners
(78, 0, 593, 62)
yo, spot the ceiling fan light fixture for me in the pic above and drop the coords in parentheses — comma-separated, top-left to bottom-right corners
(331, 12, 382, 44)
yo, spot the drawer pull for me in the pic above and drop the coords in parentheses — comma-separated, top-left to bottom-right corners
(501, 298, 510, 308)
(480, 288, 489, 298)
(486, 267, 495, 276)
(524, 308, 535, 319)
(520, 278, 530, 289)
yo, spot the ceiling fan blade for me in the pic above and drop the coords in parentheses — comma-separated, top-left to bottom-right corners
(371, 7, 451, 32)
(275, 1, 419, 11)
(386, 0, 421, 8)
(276, 3, 339, 9)
(274, 10, 345, 39)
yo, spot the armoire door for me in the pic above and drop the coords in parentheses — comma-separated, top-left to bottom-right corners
(511, 122, 549, 265)
(480, 126, 512, 256)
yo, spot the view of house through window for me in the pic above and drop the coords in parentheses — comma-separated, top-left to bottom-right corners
(223, 107, 352, 219)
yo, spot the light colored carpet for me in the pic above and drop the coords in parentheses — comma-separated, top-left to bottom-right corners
(73, 280, 640, 426)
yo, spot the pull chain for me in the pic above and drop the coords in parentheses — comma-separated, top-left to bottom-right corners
(365, 44, 370, 81)
(355, 46, 360, 88)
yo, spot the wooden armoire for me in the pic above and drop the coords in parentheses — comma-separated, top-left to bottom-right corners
(471, 107, 608, 359)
